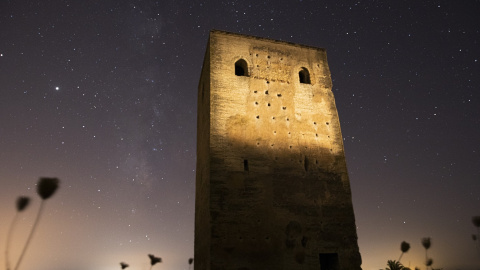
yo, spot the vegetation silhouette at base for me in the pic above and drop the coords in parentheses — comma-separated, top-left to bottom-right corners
(385, 238, 443, 270)
(4, 177, 60, 270)
(119, 256, 193, 269)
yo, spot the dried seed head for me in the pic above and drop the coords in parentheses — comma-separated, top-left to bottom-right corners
(120, 262, 129, 269)
(472, 216, 480, 228)
(16, 196, 30, 212)
(148, 254, 162, 266)
(421, 237, 431, 250)
(37, 177, 59, 200)
(425, 258, 433, 266)
(188, 258, 193, 265)
(400, 241, 410, 253)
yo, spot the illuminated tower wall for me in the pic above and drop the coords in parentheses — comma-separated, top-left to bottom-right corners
(195, 30, 362, 270)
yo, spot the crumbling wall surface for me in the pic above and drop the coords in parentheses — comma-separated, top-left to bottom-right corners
(195, 30, 362, 270)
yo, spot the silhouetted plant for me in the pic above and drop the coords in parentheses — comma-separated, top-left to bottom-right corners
(473, 216, 480, 228)
(37, 177, 59, 200)
(120, 262, 129, 269)
(386, 260, 404, 270)
(421, 237, 431, 268)
(13, 177, 59, 270)
(472, 216, 480, 257)
(188, 258, 194, 270)
(148, 254, 162, 270)
(398, 241, 410, 262)
(425, 258, 433, 269)
(5, 197, 31, 270)
(16, 197, 31, 212)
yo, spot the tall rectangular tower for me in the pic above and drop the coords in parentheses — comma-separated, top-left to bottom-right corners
(195, 30, 362, 270)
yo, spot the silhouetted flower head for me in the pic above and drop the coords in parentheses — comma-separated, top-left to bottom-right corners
(421, 237, 431, 250)
(148, 254, 162, 266)
(425, 258, 433, 266)
(472, 216, 480, 228)
(120, 262, 129, 269)
(400, 241, 410, 253)
(188, 258, 193, 265)
(37, 177, 59, 200)
(16, 196, 30, 212)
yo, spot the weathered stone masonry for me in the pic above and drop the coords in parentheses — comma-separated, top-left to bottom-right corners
(195, 30, 362, 270)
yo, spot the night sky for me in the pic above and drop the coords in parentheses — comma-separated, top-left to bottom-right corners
(1, 1, 479, 270)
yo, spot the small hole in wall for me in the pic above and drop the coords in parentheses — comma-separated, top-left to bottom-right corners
(328, 136, 330, 138)
(256, 115, 259, 119)
(244, 160, 249, 172)
(265, 90, 269, 94)
(326, 122, 329, 125)
(286, 118, 289, 121)
(272, 116, 275, 120)
(256, 65, 259, 67)
(267, 103, 271, 106)
(330, 149, 333, 151)
(315, 134, 318, 137)
(255, 54, 258, 57)
(273, 131, 276, 134)
(257, 142, 260, 146)
(289, 146, 292, 149)
(271, 144, 274, 147)
(282, 107, 286, 110)
(255, 102, 258, 105)
(277, 93, 282, 97)
(288, 132, 291, 135)
(314, 122, 317, 125)
(267, 55, 271, 58)
(254, 90, 257, 93)
(280, 57, 283, 61)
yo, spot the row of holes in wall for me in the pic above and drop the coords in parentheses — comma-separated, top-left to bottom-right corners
(235, 59, 311, 84)
(244, 155, 325, 172)
(252, 89, 330, 139)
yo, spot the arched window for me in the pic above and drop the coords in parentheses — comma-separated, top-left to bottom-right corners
(235, 59, 248, 76)
(299, 67, 311, 84)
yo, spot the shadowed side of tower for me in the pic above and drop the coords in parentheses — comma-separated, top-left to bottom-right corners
(195, 30, 362, 270)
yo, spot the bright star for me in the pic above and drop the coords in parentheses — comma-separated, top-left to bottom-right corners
(55, 86, 60, 90)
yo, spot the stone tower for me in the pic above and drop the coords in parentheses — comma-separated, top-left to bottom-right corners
(195, 30, 362, 270)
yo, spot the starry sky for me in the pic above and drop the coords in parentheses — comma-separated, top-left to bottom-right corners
(1, 1, 479, 270)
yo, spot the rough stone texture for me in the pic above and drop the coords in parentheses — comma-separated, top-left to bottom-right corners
(195, 30, 362, 270)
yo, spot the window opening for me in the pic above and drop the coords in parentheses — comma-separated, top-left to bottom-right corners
(244, 159, 249, 171)
(235, 59, 248, 76)
(299, 67, 311, 84)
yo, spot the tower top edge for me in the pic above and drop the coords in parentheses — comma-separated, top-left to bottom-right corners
(210, 29, 327, 52)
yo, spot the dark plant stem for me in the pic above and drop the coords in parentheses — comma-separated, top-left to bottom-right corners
(14, 200, 45, 270)
(5, 212, 20, 270)
(398, 252, 404, 262)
